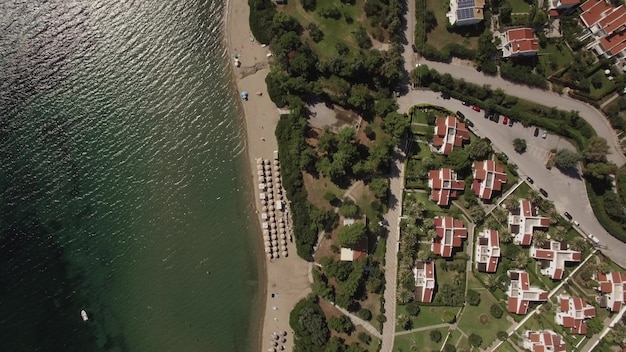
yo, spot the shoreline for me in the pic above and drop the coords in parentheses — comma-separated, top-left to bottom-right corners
(223, 0, 312, 350)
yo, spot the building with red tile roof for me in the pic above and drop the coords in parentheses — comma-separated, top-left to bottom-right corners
(433, 115, 470, 155)
(579, 0, 626, 66)
(340, 218, 368, 261)
(530, 240, 582, 280)
(472, 160, 507, 201)
(594, 271, 626, 312)
(432, 216, 468, 258)
(428, 168, 465, 206)
(475, 229, 501, 273)
(506, 270, 548, 315)
(555, 295, 596, 335)
(508, 199, 551, 246)
(413, 261, 436, 303)
(522, 330, 567, 352)
(501, 28, 539, 58)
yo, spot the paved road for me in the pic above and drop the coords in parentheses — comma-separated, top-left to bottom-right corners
(397, 90, 626, 268)
(414, 58, 626, 167)
(381, 148, 406, 352)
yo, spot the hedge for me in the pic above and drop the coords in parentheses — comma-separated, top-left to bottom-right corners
(586, 182, 626, 242)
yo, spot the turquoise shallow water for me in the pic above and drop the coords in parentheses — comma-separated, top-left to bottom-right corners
(0, 1, 261, 351)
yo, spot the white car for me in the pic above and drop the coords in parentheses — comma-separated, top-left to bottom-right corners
(542, 130, 547, 139)
(589, 234, 600, 245)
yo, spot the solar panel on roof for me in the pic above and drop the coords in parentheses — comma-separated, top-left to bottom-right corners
(457, 7, 475, 20)
(457, 0, 475, 9)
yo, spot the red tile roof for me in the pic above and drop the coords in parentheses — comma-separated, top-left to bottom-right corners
(503, 28, 539, 57)
(472, 160, 507, 200)
(429, 168, 465, 206)
(432, 216, 467, 258)
(433, 116, 469, 155)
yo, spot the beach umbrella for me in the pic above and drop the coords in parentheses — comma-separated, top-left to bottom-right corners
(280, 228, 286, 234)
(259, 192, 266, 200)
(275, 177, 281, 183)
(261, 199, 267, 206)
(274, 165, 280, 172)
(258, 176, 265, 183)
(271, 234, 277, 241)
(264, 240, 271, 247)
(271, 253, 276, 259)
(279, 223, 285, 229)
(273, 159, 279, 165)
(267, 348, 275, 352)
(273, 151, 279, 159)
(262, 222, 268, 229)
(272, 240, 278, 247)
(280, 233, 286, 240)
(270, 223, 276, 229)
(261, 213, 267, 220)
(256, 158, 262, 164)
(266, 253, 272, 259)
(276, 171, 280, 177)
(265, 159, 271, 165)
(271, 228, 277, 234)
(257, 164, 263, 170)
(257, 170, 263, 176)
(258, 183, 265, 190)
(281, 245, 287, 252)
(241, 91, 248, 100)
(268, 193, 273, 199)
(282, 331, 287, 336)
(278, 217, 284, 223)
(263, 235, 270, 241)
(280, 239, 286, 245)
(265, 247, 271, 253)
(262, 206, 268, 212)
(282, 251, 288, 257)
(282, 338, 287, 343)
(262, 229, 269, 235)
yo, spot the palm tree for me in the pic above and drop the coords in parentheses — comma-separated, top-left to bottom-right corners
(417, 249, 434, 261)
(426, 229, 438, 241)
(547, 207, 560, 225)
(485, 216, 500, 230)
(503, 195, 519, 211)
(422, 218, 435, 231)
(513, 252, 531, 269)
(500, 228, 513, 244)
(571, 237, 589, 252)
(527, 189, 541, 205)
(397, 314, 411, 330)
(492, 206, 509, 224)
(552, 226, 567, 242)
(533, 230, 548, 247)
(483, 274, 495, 290)
(397, 287, 413, 305)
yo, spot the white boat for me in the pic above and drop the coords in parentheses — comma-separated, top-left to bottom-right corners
(81, 310, 89, 322)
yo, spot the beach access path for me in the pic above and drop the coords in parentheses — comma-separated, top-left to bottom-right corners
(224, 0, 311, 350)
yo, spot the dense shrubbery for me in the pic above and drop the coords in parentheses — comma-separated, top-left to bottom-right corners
(500, 61, 548, 89)
(290, 296, 329, 350)
(364, 0, 405, 43)
(248, 0, 276, 44)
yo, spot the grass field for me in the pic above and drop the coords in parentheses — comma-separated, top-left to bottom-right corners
(589, 69, 617, 100)
(393, 327, 449, 352)
(512, 181, 531, 199)
(507, 0, 532, 13)
(404, 191, 447, 216)
(538, 42, 574, 77)
(283, 0, 366, 58)
(457, 286, 513, 347)
(396, 304, 456, 331)
(424, 0, 480, 50)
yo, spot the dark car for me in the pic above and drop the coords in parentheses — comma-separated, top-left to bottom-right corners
(441, 92, 450, 100)
(456, 111, 465, 120)
(491, 114, 500, 123)
(466, 119, 474, 128)
(526, 177, 534, 184)
(462, 101, 470, 106)
(508, 118, 514, 127)
(539, 188, 548, 197)
(411, 44, 418, 53)
(534, 127, 539, 137)
(564, 212, 572, 220)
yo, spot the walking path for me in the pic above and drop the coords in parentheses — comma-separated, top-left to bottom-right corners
(581, 305, 626, 352)
(394, 323, 451, 336)
(381, 147, 407, 352)
(333, 305, 383, 339)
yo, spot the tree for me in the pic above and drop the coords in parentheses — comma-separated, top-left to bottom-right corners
(339, 200, 359, 218)
(446, 148, 471, 175)
(490, 304, 504, 318)
(513, 252, 531, 269)
(500, 228, 513, 244)
(328, 315, 354, 334)
(369, 178, 390, 200)
(405, 301, 421, 316)
(469, 205, 486, 224)
(396, 314, 411, 330)
(443, 345, 456, 352)
(497, 331, 509, 341)
(397, 286, 413, 305)
(571, 237, 589, 252)
(554, 149, 581, 170)
(584, 136, 610, 162)
(468, 139, 492, 161)
(375, 98, 399, 118)
(357, 332, 371, 345)
(430, 329, 443, 343)
(338, 223, 366, 247)
(384, 112, 410, 138)
(527, 189, 542, 205)
(468, 333, 483, 347)
(290, 297, 330, 349)
(357, 308, 372, 321)
(513, 138, 527, 153)
(586, 317, 604, 336)
(467, 289, 481, 306)
(584, 162, 617, 182)
(533, 230, 548, 247)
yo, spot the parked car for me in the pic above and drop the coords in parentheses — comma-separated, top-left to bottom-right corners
(411, 44, 418, 53)
(526, 177, 534, 184)
(573, 220, 580, 226)
(492, 114, 500, 123)
(589, 234, 600, 245)
(441, 92, 450, 100)
(564, 212, 572, 220)
(534, 127, 539, 137)
(508, 118, 514, 127)
(471, 105, 481, 112)
(462, 101, 470, 106)
(456, 111, 465, 120)
(502, 116, 509, 125)
(539, 188, 548, 197)
(542, 130, 547, 139)
(466, 119, 474, 128)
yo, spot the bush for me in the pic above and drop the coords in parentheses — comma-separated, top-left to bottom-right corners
(405, 301, 421, 316)
(442, 311, 456, 323)
(357, 308, 372, 321)
(490, 304, 503, 318)
(358, 332, 372, 345)
(468, 333, 483, 347)
(302, 0, 317, 11)
(443, 344, 456, 352)
(307, 23, 324, 42)
(467, 289, 481, 306)
(430, 330, 442, 343)
(497, 331, 509, 341)
(248, 0, 276, 44)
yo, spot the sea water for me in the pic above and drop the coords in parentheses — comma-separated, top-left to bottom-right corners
(0, 1, 260, 351)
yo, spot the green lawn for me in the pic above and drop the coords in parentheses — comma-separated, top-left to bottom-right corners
(457, 288, 513, 348)
(538, 42, 574, 77)
(425, 0, 480, 50)
(507, 0, 532, 12)
(396, 304, 454, 331)
(511, 181, 531, 199)
(393, 327, 449, 352)
(589, 69, 617, 100)
(495, 340, 519, 352)
(283, 0, 366, 58)
(404, 191, 447, 217)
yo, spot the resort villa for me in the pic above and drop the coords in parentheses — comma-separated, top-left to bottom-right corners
(472, 160, 507, 201)
(340, 218, 368, 262)
(555, 295, 596, 335)
(508, 199, 551, 246)
(500, 28, 539, 58)
(594, 271, 626, 312)
(579, 0, 626, 67)
(522, 330, 567, 352)
(413, 261, 436, 303)
(432, 216, 468, 258)
(530, 240, 582, 280)
(433, 115, 470, 155)
(507, 270, 548, 315)
(475, 229, 501, 273)
(446, 0, 485, 26)
(428, 168, 465, 206)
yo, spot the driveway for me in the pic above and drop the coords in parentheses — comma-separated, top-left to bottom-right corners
(397, 90, 626, 268)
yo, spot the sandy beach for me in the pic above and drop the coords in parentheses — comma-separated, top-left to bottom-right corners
(224, 0, 312, 350)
